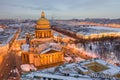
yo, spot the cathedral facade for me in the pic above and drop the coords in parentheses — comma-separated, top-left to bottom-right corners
(21, 11, 64, 68)
(21, 48, 64, 67)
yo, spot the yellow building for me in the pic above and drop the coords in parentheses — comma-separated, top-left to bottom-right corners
(21, 48, 64, 67)
(35, 11, 53, 38)
(21, 11, 64, 68)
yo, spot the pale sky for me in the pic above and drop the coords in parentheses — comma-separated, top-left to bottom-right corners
(0, 0, 120, 19)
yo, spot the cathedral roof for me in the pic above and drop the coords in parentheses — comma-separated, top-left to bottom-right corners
(40, 48, 60, 54)
(37, 11, 50, 25)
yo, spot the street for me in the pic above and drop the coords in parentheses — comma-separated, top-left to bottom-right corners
(0, 29, 21, 80)
(0, 49, 21, 80)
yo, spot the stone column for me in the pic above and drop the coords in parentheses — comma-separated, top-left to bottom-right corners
(36, 32, 37, 38)
(39, 32, 41, 38)
(48, 31, 50, 37)
(45, 32, 47, 38)
(46, 31, 48, 38)
(37, 32, 38, 38)
(22, 54, 25, 64)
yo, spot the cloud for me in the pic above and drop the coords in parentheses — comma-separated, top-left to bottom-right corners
(6, 4, 57, 11)
(0, 0, 120, 19)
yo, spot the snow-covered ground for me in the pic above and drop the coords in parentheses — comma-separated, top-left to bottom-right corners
(55, 21, 120, 36)
(76, 26, 120, 36)
(21, 58, 120, 80)
(21, 64, 37, 72)
(79, 40, 120, 64)
(88, 26, 120, 32)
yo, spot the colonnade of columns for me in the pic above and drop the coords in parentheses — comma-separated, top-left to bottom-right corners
(22, 52, 64, 67)
(21, 53, 29, 64)
(35, 30, 52, 38)
(39, 53, 63, 66)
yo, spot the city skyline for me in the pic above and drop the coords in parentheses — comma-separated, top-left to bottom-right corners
(0, 0, 120, 19)
(0, 3, 120, 79)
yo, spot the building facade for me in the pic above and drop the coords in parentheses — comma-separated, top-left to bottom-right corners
(21, 49, 64, 67)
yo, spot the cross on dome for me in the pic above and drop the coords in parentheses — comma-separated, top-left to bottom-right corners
(41, 11, 45, 18)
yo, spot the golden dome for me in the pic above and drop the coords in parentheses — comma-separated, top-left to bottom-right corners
(37, 18, 50, 25)
(36, 11, 50, 26)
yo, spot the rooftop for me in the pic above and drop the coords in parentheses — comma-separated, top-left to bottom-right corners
(21, 58, 120, 80)
(0, 28, 17, 45)
(55, 21, 120, 36)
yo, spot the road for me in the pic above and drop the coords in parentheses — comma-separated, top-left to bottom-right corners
(0, 29, 21, 80)
(0, 47, 22, 80)
(0, 50, 21, 80)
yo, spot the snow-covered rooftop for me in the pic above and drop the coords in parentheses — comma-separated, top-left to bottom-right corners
(21, 58, 120, 80)
(0, 28, 17, 46)
(56, 23, 120, 36)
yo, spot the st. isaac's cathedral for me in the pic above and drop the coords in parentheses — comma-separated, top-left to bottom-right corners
(21, 11, 64, 68)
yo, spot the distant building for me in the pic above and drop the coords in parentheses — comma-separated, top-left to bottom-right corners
(0, 28, 4, 32)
